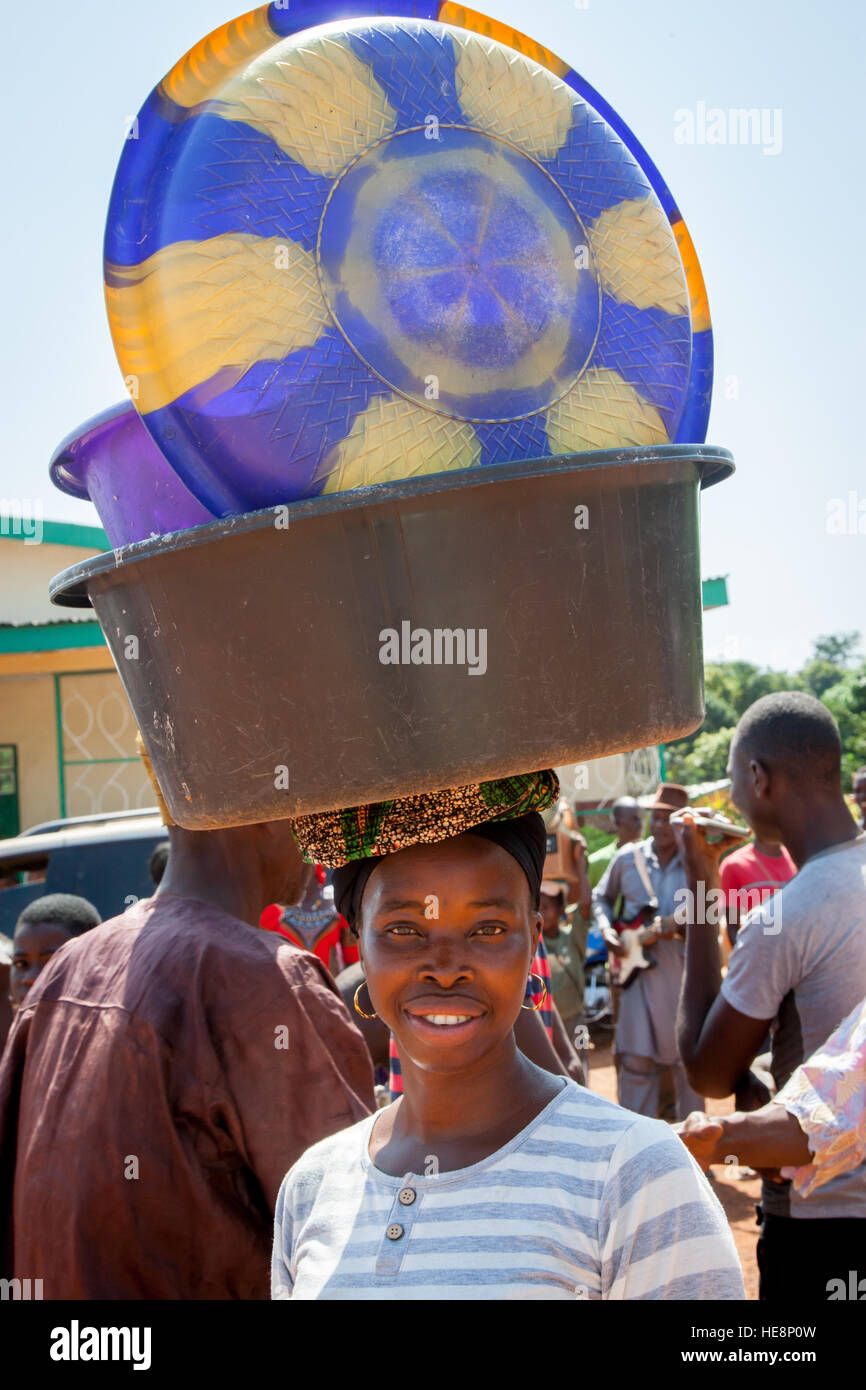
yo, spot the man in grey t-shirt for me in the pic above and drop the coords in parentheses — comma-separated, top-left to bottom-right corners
(677, 691, 866, 1302)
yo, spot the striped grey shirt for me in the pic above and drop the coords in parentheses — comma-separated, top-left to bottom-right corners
(271, 1079, 744, 1300)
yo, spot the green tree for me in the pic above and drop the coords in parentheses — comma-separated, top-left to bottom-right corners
(821, 665, 866, 783)
(701, 688, 738, 733)
(663, 632, 865, 787)
(800, 659, 845, 699)
(812, 632, 862, 668)
(705, 661, 794, 713)
(666, 728, 736, 785)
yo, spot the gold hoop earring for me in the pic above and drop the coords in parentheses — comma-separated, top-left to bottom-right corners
(521, 972, 548, 1012)
(353, 981, 378, 1020)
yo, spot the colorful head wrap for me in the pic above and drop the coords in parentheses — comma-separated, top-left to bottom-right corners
(292, 770, 559, 868)
(334, 812, 549, 930)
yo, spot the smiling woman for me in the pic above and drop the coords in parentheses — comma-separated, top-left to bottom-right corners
(273, 773, 745, 1301)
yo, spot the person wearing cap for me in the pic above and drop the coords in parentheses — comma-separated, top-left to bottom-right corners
(593, 783, 704, 1121)
(0, 740, 374, 1299)
(271, 770, 744, 1300)
(586, 796, 645, 889)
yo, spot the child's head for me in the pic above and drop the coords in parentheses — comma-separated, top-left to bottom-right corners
(539, 883, 566, 936)
(10, 894, 101, 1013)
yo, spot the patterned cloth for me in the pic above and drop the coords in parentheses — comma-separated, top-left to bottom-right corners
(388, 938, 553, 1100)
(293, 771, 559, 867)
(772, 995, 866, 1197)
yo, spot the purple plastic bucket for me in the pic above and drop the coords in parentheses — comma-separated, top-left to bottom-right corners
(49, 401, 215, 547)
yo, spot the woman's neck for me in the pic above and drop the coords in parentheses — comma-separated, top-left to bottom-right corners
(378, 1039, 562, 1172)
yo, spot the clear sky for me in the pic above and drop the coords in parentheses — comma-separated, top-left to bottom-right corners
(3, 0, 863, 671)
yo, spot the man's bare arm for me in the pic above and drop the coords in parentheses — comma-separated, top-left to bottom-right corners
(676, 1106, 812, 1172)
(679, 993, 777, 1099)
(675, 816, 774, 1097)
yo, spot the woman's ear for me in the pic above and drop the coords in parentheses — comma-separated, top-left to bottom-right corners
(530, 911, 542, 952)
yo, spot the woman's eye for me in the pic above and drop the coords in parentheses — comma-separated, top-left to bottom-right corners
(385, 923, 421, 936)
(474, 924, 506, 936)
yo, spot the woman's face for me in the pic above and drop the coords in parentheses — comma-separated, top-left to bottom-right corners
(357, 834, 541, 1074)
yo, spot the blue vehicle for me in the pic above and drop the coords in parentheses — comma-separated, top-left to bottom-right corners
(583, 919, 613, 1026)
(0, 810, 166, 939)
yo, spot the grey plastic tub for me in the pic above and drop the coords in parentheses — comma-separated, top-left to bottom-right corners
(50, 446, 733, 829)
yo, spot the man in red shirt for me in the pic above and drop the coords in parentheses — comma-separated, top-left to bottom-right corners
(720, 835, 796, 947)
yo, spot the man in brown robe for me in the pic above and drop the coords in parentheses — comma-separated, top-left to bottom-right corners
(0, 814, 374, 1299)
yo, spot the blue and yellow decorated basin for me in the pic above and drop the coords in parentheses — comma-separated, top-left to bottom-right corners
(105, 2, 713, 516)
